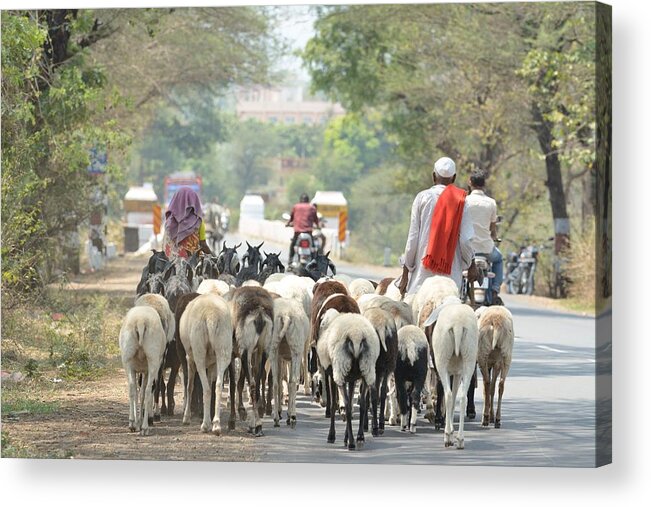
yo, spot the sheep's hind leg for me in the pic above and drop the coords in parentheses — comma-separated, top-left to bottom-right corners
(357, 381, 367, 449)
(237, 352, 249, 421)
(271, 352, 281, 427)
(167, 363, 179, 416)
(211, 361, 228, 435)
(326, 369, 336, 444)
(343, 380, 355, 450)
(466, 365, 477, 420)
(495, 365, 508, 429)
(456, 372, 468, 450)
(480, 366, 491, 427)
(142, 366, 158, 436)
(370, 377, 380, 437)
(440, 368, 454, 448)
(127, 368, 138, 432)
(154, 366, 163, 421)
(379, 374, 388, 434)
(182, 357, 197, 425)
(228, 362, 237, 430)
(288, 353, 300, 428)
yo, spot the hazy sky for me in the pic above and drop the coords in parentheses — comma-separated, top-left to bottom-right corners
(274, 5, 317, 80)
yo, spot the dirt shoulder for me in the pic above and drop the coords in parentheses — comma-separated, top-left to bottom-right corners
(2, 253, 259, 461)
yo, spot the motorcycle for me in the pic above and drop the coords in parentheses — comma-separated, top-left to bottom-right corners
(461, 254, 496, 306)
(506, 244, 539, 295)
(282, 212, 317, 269)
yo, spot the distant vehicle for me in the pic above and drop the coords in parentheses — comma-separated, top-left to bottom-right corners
(164, 172, 202, 208)
(506, 244, 539, 295)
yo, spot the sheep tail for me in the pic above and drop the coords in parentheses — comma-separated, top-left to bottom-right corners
(490, 324, 498, 350)
(451, 325, 466, 357)
(254, 311, 266, 335)
(276, 313, 291, 343)
(136, 320, 147, 346)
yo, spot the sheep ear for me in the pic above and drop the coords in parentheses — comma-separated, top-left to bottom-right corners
(328, 261, 337, 276)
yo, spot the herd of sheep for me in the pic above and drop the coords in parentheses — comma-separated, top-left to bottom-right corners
(119, 242, 515, 450)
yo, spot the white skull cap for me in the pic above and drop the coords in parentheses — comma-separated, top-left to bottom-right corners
(434, 157, 456, 178)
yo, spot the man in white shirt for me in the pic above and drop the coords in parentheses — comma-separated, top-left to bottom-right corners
(465, 169, 504, 303)
(397, 157, 476, 295)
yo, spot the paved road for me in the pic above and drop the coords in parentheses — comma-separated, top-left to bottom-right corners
(223, 232, 600, 466)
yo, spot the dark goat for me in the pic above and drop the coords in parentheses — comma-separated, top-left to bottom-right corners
(242, 241, 264, 271)
(229, 286, 274, 436)
(310, 286, 360, 417)
(217, 242, 241, 276)
(151, 257, 194, 418)
(362, 307, 398, 437)
(257, 251, 285, 285)
(195, 254, 220, 282)
(304, 251, 336, 281)
(136, 250, 168, 296)
(394, 325, 429, 433)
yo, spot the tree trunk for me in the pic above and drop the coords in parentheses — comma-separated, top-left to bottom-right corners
(531, 103, 570, 254)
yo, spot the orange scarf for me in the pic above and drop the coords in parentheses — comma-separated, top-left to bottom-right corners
(422, 185, 466, 275)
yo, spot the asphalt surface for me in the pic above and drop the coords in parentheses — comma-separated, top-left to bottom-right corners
(224, 232, 600, 467)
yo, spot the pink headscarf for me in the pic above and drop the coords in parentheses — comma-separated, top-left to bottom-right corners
(165, 187, 203, 244)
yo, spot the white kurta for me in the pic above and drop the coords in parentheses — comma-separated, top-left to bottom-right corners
(397, 184, 475, 294)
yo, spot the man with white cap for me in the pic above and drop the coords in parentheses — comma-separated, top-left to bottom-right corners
(397, 156, 476, 295)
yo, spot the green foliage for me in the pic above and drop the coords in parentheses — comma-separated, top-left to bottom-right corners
(312, 112, 396, 190)
(1, 11, 130, 295)
(303, 3, 600, 272)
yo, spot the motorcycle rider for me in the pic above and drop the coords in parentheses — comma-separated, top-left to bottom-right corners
(465, 169, 504, 305)
(286, 193, 319, 263)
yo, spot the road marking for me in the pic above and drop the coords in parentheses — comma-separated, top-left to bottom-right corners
(536, 345, 569, 354)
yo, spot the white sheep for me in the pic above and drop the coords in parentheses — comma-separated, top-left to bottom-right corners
(395, 325, 429, 433)
(134, 293, 176, 419)
(349, 278, 376, 301)
(333, 273, 352, 288)
(268, 297, 310, 428)
(359, 295, 414, 329)
(476, 306, 514, 428)
(179, 293, 233, 435)
(431, 302, 479, 449)
(196, 279, 231, 296)
(412, 275, 459, 327)
(264, 272, 288, 285)
(317, 310, 380, 450)
(411, 276, 460, 423)
(272, 274, 314, 394)
(119, 306, 168, 435)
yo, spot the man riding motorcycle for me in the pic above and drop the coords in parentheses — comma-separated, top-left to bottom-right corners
(286, 193, 319, 264)
(465, 169, 504, 305)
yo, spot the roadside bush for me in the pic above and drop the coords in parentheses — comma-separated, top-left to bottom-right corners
(1, 290, 124, 382)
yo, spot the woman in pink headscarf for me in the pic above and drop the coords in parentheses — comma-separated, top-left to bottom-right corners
(163, 187, 212, 259)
